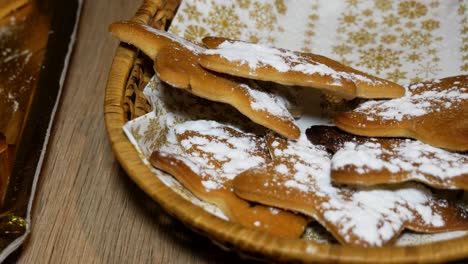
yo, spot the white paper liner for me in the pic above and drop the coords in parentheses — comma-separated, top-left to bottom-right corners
(122, 0, 467, 246)
(123, 76, 467, 246)
(169, 0, 467, 85)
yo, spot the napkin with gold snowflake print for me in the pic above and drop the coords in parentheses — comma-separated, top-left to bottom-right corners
(168, 0, 467, 85)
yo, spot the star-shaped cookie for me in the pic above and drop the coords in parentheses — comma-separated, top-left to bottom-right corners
(109, 22, 300, 139)
(335, 75, 468, 151)
(200, 37, 405, 100)
(149, 120, 307, 238)
(307, 126, 468, 190)
(233, 134, 468, 246)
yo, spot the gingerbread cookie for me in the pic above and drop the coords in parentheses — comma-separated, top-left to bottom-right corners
(150, 120, 307, 238)
(232, 134, 468, 246)
(109, 22, 300, 139)
(335, 75, 468, 151)
(307, 126, 468, 190)
(200, 37, 405, 100)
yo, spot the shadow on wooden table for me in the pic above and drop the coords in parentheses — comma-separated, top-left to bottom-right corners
(5, 164, 263, 264)
(111, 165, 264, 263)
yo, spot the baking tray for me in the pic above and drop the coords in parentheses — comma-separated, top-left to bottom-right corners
(0, 0, 81, 260)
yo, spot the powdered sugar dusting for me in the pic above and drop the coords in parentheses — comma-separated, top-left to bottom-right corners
(161, 120, 267, 191)
(332, 139, 468, 188)
(265, 137, 447, 246)
(204, 40, 381, 86)
(323, 187, 444, 246)
(355, 78, 468, 121)
(239, 84, 293, 122)
(271, 137, 333, 195)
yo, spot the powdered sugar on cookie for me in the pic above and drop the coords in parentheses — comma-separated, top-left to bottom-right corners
(204, 40, 381, 86)
(331, 138, 468, 189)
(254, 136, 450, 246)
(161, 120, 267, 191)
(239, 83, 295, 124)
(355, 79, 468, 122)
(333, 139, 467, 179)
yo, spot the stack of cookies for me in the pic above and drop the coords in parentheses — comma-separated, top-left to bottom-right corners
(110, 21, 468, 247)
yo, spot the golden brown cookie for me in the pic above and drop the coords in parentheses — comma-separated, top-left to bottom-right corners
(109, 21, 300, 139)
(335, 75, 468, 151)
(307, 126, 468, 190)
(150, 120, 307, 238)
(233, 134, 468, 247)
(200, 37, 405, 100)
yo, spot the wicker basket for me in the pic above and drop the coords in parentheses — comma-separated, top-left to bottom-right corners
(104, 0, 468, 262)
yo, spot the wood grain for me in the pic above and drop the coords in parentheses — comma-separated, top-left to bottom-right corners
(14, 1, 249, 263)
(9, 0, 468, 263)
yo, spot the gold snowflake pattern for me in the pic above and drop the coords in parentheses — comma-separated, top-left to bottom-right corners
(358, 45, 402, 74)
(405, 21, 416, 28)
(346, 0, 359, 7)
(183, 0, 286, 45)
(375, 0, 392, 11)
(183, 3, 202, 22)
(305, 30, 315, 37)
(184, 25, 208, 43)
(275, 0, 287, 14)
(349, 31, 376, 47)
(386, 69, 407, 82)
(332, 44, 353, 56)
(430, 1, 440, 8)
(400, 31, 431, 49)
(309, 14, 319, 21)
(381, 34, 397, 44)
(406, 52, 421, 63)
(250, 2, 277, 31)
(169, 25, 181, 36)
(398, 1, 428, 19)
(340, 13, 358, 25)
(130, 125, 143, 143)
(267, 36, 276, 43)
(421, 19, 440, 31)
(332, 0, 444, 83)
(248, 34, 259, 43)
(301, 1, 320, 53)
(364, 19, 378, 29)
(415, 62, 441, 79)
(144, 118, 163, 145)
(362, 9, 373, 17)
(383, 14, 400, 27)
(169, 0, 460, 83)
(410, 76, 423, 83)
(459, 0, 468, 73)
(204, 4, 246, 39)
(238, 0, 251, 9)
(462, 64, 468, 72)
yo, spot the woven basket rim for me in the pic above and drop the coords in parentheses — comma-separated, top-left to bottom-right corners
(104, 0, 468, 262)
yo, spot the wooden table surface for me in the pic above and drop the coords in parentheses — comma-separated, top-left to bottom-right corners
(10, 1, 253, 263)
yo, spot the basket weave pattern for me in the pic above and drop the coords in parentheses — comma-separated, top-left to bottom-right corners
(104, 0, 468, 262)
